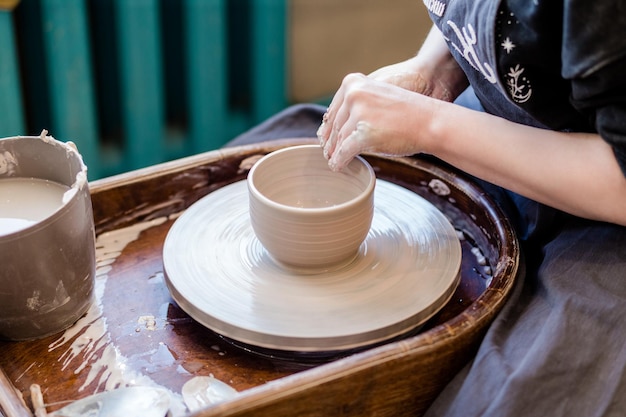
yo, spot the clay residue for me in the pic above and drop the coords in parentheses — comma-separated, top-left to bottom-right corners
(428, 179, 451, 196)
(0, 150, 18, 175)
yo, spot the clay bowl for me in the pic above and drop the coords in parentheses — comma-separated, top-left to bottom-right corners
(247, 144, 376, 269)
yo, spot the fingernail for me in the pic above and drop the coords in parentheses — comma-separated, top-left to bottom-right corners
(328, 159, 336, 171)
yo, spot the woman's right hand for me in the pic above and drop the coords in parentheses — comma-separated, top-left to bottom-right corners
(317, 73, 436, 171)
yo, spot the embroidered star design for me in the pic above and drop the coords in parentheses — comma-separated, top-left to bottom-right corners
(501, 37, 515, 53)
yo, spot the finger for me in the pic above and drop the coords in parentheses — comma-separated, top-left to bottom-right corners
(318, 73, 366, 150)
(325, 91, 368, 160)
(328, 121, 373, 171)
(317, 88, 346, 147)
(323, 104, 352, 159)
(316, 110, 330, 146)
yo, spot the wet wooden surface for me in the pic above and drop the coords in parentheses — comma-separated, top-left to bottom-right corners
(0, 139, 520, 416)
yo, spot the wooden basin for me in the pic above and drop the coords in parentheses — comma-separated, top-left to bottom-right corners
(0, 139, 521, 416)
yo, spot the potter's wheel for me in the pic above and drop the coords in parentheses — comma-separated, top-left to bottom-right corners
(163, 179, 462, 354)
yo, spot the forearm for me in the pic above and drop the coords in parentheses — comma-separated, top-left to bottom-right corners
(425, 101, 626, 225)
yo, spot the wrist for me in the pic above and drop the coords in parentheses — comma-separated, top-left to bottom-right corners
(421, 97, 454, 156)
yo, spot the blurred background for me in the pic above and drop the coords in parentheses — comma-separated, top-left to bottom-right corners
(0, 0, 429, 179)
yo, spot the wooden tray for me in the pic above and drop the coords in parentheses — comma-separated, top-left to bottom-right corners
(0, 139, 521, 417)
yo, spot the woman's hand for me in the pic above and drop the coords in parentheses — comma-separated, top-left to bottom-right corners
(367, 55, 468, 102)
(317, 73, 438, 171)
(317, 25, 468, 171)
(367, 25, 469, 100)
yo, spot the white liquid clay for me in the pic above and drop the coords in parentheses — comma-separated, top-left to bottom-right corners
(0, 177, 70, 235)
